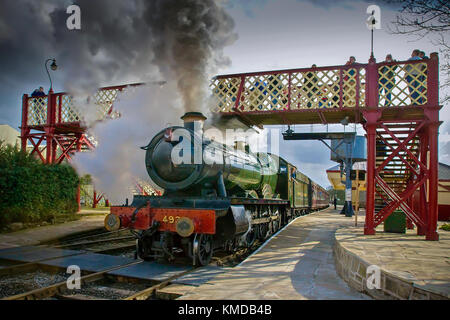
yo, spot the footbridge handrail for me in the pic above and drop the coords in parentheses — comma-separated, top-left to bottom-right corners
(211, 53, 439, 114)
(21, 54, 439, 129)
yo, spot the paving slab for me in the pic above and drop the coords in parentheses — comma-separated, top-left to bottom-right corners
(108, 261, 190, 281)
(335, 220, 450, 299)
(0, 216, 105, 249)
(179, 208, 370, 300)
(157, 283, 198, 300)
(173, 266, 226, 286)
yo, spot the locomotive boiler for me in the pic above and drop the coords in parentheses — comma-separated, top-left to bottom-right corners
(105, 112, 329, 266)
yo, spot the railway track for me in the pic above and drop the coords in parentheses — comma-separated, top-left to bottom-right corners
(0, 258, 199, 300)
(0, 229, 137, 259)
(0, 215, 298, 300)
(0, 240, 266, 300)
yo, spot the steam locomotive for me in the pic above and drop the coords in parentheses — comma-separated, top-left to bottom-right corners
(105, 112, 329, 266)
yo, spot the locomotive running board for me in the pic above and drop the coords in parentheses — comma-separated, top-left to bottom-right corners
(230, 198, 289, 206)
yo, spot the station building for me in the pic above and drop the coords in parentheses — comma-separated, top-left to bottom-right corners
(327, 163, 366, 208)
(438, 162, 450, 221)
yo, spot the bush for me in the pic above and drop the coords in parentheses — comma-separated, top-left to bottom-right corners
(0, 142, 79, 227)
(440, 224, 450, 231)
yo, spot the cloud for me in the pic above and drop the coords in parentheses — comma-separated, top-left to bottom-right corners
(226, 0, 270, 17)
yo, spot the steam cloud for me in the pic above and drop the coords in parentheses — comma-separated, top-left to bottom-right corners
(75, 83, 185, 203)
(144, 0, 237, 113)
(0, 0, 237, 202)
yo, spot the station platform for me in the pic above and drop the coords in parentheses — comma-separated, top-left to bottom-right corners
(0, 216, 105, 249)
(78, 208, 111, 216)
(177, 208, 369, 300)
(174, 207, 449, 300)
(335, 219, 450, 300)
(1, 207, 448, 300)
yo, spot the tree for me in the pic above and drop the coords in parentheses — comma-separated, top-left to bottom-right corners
(387, 0, 449, 103)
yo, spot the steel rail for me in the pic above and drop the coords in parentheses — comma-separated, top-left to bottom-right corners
(0, 243, 137, 277)
(53, 235, 135, 249)
(0, 229, 123, 256)
(2, 261, 142, 300)
(124, 267, 197, 300)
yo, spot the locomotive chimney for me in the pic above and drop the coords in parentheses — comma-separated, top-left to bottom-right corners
(181, 112, 207, 135)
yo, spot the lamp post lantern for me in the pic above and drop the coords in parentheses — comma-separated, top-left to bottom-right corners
(45, 58, 58, 93)
(366, 5, 381, 61)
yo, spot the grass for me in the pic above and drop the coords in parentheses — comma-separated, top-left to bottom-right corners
(439, 223, 450, 231)
(0, 213, 82, 234)
(80, 207, 110, 211)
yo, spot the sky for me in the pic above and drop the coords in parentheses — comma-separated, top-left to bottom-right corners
(0, 0, 448, 190)
(219, 0, 449, 187)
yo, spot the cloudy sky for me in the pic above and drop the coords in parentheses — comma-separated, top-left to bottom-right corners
(0, 0, 448, 189)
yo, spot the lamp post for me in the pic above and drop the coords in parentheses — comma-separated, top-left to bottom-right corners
(45, 58, 58, 93)
(366, 5, 380, 62)
(340, 117, 355, 217)
(44, 58, 58, 164)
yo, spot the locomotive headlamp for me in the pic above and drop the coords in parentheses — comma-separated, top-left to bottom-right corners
(104, 214, 121, 232)
(176, 217, 195, 238)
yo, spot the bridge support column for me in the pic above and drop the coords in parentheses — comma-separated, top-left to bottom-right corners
(418, 132, 428, 236)
(363, 110, 381, 235)
(45, 128, 55, 164)
(45, 89, 56, 164)
(93, 190, 98, 209)
(406, 196, 414, 230)
(424, 53, 440, 241)
(76, 134, 82, 212)
(344, 139, 354, 217)
(426, 121, 439, 241)
(20, 94, 29, 153)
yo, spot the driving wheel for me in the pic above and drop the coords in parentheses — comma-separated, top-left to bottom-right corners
(194, 234, 213, 266)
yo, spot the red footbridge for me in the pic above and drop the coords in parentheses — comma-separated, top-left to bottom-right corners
(21, 54, 441, 240)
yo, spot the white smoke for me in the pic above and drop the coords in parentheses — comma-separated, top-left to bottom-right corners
(72, 82, 184, 203)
